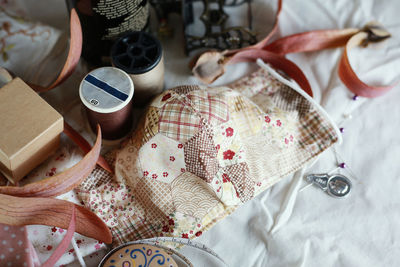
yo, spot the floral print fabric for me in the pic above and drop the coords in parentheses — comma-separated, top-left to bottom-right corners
(78, 67, 339, 247)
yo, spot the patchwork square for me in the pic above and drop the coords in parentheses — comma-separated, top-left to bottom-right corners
(228, 67, 281, 98)
(112, 214, 162, 246)
(133, 178, 174, 224)
(142, 106, 160, 144)
(159, 98, 202, 142)
(115, 143, 142, 188)
(222, 163, 254, 202)
(138, 134, 186, 183)
(172, 85, 201, 95)
(150, 90, 179, 108)
(186, 90, 229, 126)
(184, 127, 219, 183)
(213, 120, 245, 168)
(230, 106, 263, 137)
(171, 172, 219, 219)
(298, 110, 338, 154)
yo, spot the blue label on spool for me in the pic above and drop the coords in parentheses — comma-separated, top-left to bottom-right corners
(84, 74, 129, 102)
(80, 67, 134, 113)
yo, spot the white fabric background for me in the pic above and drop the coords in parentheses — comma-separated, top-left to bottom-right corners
(2, 0, 400, 266)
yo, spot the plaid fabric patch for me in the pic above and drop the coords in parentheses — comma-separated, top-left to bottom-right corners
(222, 163, 254, 202)
(132, 178, 174, 224)
(268, 84, 312, 118)
(142, 106, 160, 144)
(298, 110, 338, 154)
(79, 166, 113, 193)
(186, 90, 229, 126)
(158, 98, 202, 142)
(171, 85, 200, 95)
(111, 214, 162, 246)
(184, 126, 219, 183)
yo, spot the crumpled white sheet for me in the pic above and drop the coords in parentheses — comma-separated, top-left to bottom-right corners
(2, 0, 400, 266)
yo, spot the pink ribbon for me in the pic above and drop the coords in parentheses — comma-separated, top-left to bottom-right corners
(42, 206, 76, 267)
(196, 0, 396, 98)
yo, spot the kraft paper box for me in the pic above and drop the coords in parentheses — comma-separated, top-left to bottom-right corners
(0, 77, 63, 183)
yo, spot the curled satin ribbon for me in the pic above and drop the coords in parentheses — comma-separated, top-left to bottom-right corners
(41, 206, 76, 267)
(338, 27, 395, 97)
(192, 0, 396, 98)
(0, 126, 112, 265)
(29, 7, 82, 93)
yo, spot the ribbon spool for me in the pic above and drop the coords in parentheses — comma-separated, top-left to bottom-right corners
(111, 31, 164, 106)
(79, 67, 134, 140)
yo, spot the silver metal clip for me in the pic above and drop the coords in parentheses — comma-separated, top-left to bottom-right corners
(306, 173, 352, 198)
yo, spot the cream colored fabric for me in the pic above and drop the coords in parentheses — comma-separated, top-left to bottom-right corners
(78, 67, 339, 247)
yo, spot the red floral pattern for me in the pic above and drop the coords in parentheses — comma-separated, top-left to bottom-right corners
(195, 231, 202, 237)
(225, 127, 234, 137)
(223, 150, 235, 160)
(181, 233, 189, 238)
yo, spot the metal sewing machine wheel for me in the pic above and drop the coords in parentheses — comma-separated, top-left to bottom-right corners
(306, 173, 352, 198)
(149, 0, 257, 54)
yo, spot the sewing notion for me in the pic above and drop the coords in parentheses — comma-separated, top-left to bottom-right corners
(111, 31, 165, 106)
(79, 67, 134, 140)
(306, 173, 352, 198)
(69, 0, 150, 66)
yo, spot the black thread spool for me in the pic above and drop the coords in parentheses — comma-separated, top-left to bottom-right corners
(68, 0, 150, 66)
(111, 31, 164, 106)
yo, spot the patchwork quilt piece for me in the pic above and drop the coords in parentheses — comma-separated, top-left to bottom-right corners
(78, 67, 339, 247)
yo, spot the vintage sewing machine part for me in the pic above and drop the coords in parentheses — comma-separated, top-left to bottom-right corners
(149, 0, 256, 54)
(306, 173, 352, 198)
(111, 31, 164, 107)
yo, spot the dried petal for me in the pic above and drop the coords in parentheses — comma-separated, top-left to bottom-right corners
(192, 51, 228, 84)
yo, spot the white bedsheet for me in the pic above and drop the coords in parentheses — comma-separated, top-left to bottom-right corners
(3, 0, 400, 266)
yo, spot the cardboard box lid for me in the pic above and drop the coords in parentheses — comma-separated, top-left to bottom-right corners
(0, 78, 63, 170)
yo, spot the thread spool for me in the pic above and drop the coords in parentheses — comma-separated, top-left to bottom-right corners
(111, 31, 164, 106)
(79, 67, 134, 140)
(69, 0, 150, 66)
